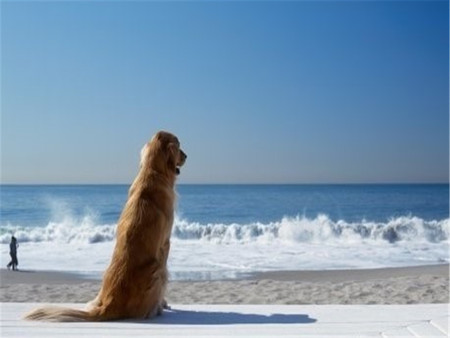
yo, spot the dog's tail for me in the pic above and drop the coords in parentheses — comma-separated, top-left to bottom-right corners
(23, 305, 103, 322)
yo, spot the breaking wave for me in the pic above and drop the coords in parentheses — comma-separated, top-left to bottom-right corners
(173, 215, 449, 244)
(1, 214, 448, 245)
(0, 214, 116, 244)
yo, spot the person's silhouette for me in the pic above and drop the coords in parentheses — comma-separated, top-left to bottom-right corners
(6, 236, 19, 271)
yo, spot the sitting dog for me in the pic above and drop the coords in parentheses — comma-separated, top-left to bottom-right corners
(25, 131, 186, 321)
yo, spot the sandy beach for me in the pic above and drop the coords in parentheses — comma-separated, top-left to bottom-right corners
(0, 264, 448, 305)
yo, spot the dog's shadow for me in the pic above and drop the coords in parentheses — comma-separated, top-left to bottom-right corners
(130, 308, 316, 325)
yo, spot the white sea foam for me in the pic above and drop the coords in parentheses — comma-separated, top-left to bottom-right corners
(173, 214, 449, 244)
(2, 214, 448, 245)
(1, 214, 448, 279)
(0, 216, 116, 244)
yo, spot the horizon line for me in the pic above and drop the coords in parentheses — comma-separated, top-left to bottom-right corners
(1, 182, 448, 186)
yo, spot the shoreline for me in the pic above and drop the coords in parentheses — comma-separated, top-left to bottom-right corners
(1, 264, 448, 304)
(1, 263, 448, 284)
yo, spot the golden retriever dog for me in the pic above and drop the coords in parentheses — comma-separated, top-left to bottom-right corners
(24, 131, 186, 321)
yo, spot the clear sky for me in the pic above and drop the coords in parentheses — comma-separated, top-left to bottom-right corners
(1, 1, 448, 184)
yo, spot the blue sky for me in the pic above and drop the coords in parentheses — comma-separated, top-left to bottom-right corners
(1, 1, 448, 184)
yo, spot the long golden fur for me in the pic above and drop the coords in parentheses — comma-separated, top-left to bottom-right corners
(24, 131, 186, 321)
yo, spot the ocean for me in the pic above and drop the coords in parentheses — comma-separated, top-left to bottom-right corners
(1, 184, 448, 280)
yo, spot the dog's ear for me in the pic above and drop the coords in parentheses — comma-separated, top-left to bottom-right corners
(166, 142, 179, 162)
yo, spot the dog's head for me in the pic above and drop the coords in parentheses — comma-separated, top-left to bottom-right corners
(141, 131, 187, 177)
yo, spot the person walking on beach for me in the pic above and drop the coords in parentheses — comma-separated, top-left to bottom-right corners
(6, 236, 19, 271)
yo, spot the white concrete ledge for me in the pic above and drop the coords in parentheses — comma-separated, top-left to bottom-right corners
(1, 303, 448, 337)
